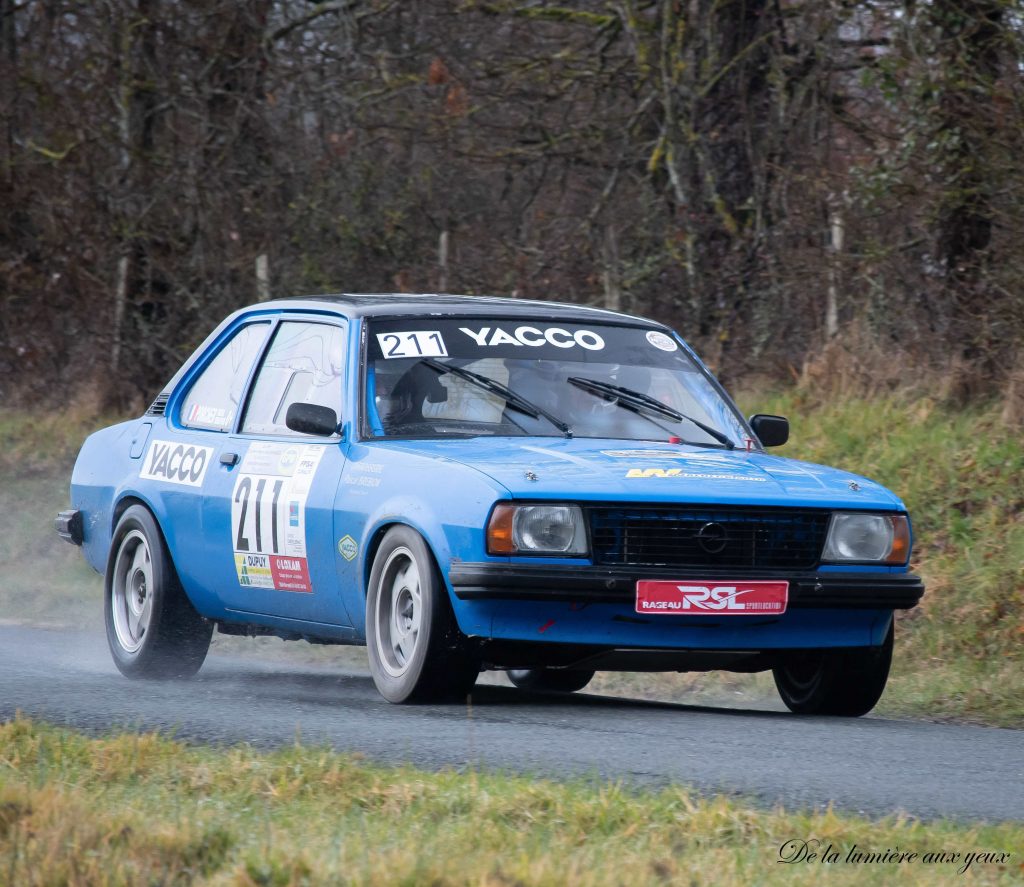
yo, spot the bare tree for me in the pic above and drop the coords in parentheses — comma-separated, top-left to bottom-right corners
(0, 0, 1021, 404)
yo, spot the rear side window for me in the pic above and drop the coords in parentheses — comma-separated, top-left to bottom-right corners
(241, 321, 347, 436)
(180, 323, 270, 431)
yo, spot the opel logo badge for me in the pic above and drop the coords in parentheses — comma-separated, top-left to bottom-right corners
(697, 521, 728, 554)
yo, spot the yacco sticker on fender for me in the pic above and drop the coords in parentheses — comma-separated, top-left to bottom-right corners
(231, 442, 325, 593)
(140, 440, 213, 487)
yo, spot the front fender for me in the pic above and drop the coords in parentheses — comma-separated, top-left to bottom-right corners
(333, 442, 511, 635)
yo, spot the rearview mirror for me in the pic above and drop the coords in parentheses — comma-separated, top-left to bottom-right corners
(286, 402, 339, 437)
(748, 414, 789, 448)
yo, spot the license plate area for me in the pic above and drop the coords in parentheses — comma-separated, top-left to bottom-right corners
(636, 580, 788, 615)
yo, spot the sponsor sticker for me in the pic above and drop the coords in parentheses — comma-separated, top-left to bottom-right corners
(376, 330, 448, 359)
(636, 581, 788, 615)
(603, 449, 719, 460)
(338, 535, 358, 561)
(269, 556, 312, 593)
(353, 462, 384, 474)
(646, 330, 678, 352)
(624, 467, 767, 481)
(235, 552, 274, 588)
(231, 443, 325, 592)
(279, 447, 300, 471)
(186, 403, 233, 429)
(458, 325, 606, 351)
(140, 440, 213, 487)
(342, 461, 384, 489)
(343, 475, 381, 489)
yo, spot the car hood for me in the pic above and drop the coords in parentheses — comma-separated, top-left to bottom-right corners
(388, 437, 905, 510)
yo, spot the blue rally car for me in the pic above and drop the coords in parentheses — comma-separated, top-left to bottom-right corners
(57, 295, 923, 714)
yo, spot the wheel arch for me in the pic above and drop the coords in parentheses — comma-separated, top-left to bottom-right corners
(362, 519, 447, 600)
(109, 494, 205, 613)
(112, 494, 153, 535)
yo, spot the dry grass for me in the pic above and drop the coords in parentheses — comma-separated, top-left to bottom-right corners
(734, 389, 1024, 726)
(0, 405, 127, 475)
(1, 717, 1021, 885)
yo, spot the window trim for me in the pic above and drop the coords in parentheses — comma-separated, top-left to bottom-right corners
(236, 316, 349, 440)
(176, 319, 273, 434)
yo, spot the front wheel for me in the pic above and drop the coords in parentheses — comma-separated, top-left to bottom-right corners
(104, 505, 212, 679)
(773, 620, 894, 716)
(507, 668, 595, 693)
(365, 527, 479, 703)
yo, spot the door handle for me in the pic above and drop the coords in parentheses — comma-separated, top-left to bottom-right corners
(220, 452, 240, 466)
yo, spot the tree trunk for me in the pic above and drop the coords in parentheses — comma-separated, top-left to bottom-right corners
(926, 0, 1004, 383)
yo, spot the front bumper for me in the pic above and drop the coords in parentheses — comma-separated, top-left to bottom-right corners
(449, 563, 924, 610)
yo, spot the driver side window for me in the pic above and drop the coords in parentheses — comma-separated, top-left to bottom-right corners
(241, 321, 347, 436)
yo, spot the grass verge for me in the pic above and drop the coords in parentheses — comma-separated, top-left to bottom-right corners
(741, 389, 1024, 727)
(1, 717, 1021, 886)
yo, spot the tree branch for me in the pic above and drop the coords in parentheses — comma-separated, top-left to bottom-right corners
(267, 1, 358, 44)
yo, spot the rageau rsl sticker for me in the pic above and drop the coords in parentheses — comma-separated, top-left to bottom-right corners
(231, 442, 325, 593)
(139, 440, 213, 487)
(636, 581, 788, 615)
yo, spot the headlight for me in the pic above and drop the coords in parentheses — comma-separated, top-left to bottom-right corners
(487, 504, 588, 556)
(822, 513, 911, 564)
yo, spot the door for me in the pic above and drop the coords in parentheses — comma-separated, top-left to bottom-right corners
(201, 318, 353, 626)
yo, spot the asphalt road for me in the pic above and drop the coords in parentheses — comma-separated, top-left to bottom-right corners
(1, 624, 1021, 823)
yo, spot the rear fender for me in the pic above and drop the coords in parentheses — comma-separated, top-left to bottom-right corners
(71, 420, 137, 573)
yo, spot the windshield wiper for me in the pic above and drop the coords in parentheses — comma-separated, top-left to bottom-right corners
(422, 358, 574, 439)
(567, 376, 734, 449)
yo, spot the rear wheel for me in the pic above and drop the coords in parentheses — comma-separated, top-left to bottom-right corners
(773, 621, 894, 716)
(104, 505, 212, 679)
(366, 527, 479, 703)
(508, 668, 595, 694)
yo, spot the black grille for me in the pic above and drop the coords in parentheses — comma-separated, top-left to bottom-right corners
(589, 506, 830, 570)
(145, 393, 169, 417)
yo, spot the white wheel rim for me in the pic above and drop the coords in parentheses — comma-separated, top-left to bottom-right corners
(374, 546, 422, 678)
(111, 529, 154, 653)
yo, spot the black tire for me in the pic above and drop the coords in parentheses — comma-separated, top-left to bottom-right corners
(773, 620, 894, 716)
(104, 505, 213, 679)
(365, 526, 479, 703)
(507, 668, 595, 693)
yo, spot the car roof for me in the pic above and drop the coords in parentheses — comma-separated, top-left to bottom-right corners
(155, 293, 675, 402)
(253, 293, 667, 327)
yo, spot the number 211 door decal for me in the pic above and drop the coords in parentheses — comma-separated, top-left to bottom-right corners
(231, 442, 325, 593)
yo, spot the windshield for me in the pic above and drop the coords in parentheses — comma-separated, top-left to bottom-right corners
(363, 318, 748, 446)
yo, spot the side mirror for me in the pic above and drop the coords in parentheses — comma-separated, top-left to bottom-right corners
(286, 402, 339, 437)
(749, 414, 789, 448)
